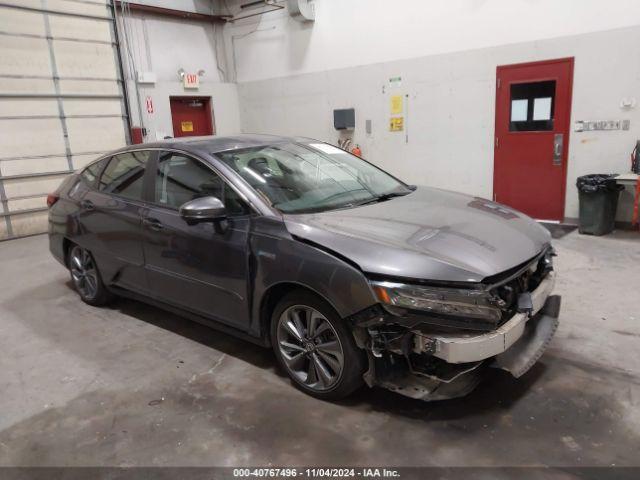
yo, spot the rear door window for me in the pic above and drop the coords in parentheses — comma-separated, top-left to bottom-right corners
(99, 151, 151, 201)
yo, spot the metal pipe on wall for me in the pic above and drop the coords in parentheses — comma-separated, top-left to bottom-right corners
(116, 1, 146, 140)
(110, 0, 133, 144)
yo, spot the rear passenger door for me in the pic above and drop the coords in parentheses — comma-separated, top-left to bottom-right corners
(79, 150, 152, 294)
(141, 151, 253, 330)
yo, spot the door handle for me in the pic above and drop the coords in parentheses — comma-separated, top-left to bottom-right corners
(553, 134, 563, 166)
(80, 199, 95, 211)
(143, 217, 164, 231)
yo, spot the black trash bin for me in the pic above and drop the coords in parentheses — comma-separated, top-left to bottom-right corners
(576, 174, 624, 236)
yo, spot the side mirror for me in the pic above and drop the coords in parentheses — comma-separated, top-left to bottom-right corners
(179, 196, 226, 223)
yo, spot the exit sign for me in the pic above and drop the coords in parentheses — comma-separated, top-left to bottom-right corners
(183, 73, 199, 89)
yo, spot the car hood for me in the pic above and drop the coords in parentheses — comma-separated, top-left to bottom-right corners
(283, 186, 551, 283)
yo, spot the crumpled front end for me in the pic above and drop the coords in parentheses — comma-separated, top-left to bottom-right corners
(350, 248, 561, 401)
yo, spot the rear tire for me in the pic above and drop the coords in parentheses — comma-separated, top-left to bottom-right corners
(68, 244, 113, 306)
(271, 290, 365, 400)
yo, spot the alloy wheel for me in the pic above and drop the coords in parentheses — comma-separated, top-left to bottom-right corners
(69, 246, 98, 300)
(276, 305, 345, 391)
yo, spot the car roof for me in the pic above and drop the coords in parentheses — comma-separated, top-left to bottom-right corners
(122, 134, 316, 155)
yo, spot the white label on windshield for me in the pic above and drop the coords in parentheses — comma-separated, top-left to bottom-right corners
(309, 143, 345, 155)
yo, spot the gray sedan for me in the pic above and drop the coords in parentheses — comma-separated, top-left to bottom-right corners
(48, 134, 560, 401)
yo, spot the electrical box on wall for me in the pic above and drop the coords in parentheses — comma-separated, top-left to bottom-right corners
(334, 109, 355, 130)
(136, 71, 156, 84)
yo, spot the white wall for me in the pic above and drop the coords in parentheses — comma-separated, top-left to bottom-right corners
(236, 25, 640, 222)
(118, 9, 240, 140)
(225, 0, 640, 83)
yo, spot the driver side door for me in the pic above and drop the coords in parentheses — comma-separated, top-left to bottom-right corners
(141, 150, 253, 330)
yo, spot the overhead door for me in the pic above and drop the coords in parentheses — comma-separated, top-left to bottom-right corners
(0, 0, 129, 240)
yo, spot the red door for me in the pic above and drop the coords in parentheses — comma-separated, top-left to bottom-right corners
(169, 97, 214, 138)
(493, 58, 574, 221)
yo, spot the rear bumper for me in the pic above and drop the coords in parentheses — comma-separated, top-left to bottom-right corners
(48, 231, 66, 267)
(413, 271, 557, 364)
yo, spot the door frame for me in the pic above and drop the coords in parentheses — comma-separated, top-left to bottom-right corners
(493, 57, 574, 221)
(169, 96, 215, 137)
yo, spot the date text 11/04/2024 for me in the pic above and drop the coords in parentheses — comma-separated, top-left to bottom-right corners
(233, 468, 401, 478)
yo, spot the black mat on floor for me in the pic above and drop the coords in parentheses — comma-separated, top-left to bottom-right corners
(539, 222, 577, 239)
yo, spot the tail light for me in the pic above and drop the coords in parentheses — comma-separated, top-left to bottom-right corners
(46, 193, 59, 208)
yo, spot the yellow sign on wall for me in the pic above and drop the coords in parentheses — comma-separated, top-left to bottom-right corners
(181, 121, 194, 132)
(389, 117, 404, 132)
(390, 95, 403, 115)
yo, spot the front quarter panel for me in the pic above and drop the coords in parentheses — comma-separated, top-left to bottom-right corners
(250, 216, 376, 337)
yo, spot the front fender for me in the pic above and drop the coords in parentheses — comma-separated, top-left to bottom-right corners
(249, 217, 376, 337)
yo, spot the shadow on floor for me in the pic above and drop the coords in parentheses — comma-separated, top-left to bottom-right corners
(96, 289, 278, 374)
(539, 222, 577, 239)
(71, 280, 546, 420)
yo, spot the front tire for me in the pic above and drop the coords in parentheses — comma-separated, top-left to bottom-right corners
(271, 290, 365, 400)
(68, 244, 112, 306)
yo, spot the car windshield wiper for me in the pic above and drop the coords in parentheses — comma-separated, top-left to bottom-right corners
(279, 191, 411, 214)
(350, 191, 410, 207)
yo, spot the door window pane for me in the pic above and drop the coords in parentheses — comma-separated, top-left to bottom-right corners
(99, 151, 150, 200)
(510, 99, 528, 122)
(533, 97, 552, 121)
(155, 152, 249, 215)
(509, 80, 555, 131)
(81, 157, 110, 185)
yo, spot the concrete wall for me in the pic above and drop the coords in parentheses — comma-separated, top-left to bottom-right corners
(236, 26, 640, 222)
(118, 9, 240, 141)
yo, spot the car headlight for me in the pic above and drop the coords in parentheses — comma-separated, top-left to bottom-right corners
(369, 280, 502, 322)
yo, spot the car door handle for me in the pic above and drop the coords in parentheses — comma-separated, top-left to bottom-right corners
(143, 217, 164, 231)
(80, 199, 95, 211)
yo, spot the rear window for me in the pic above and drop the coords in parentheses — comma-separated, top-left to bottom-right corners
(80, 157, 110, 186)
(99, 151, 151, 201)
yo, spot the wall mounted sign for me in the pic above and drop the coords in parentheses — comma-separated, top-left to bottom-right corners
(390, 95, 403, 115)
(574, 120, 630, 132)
(389, 117, 404, 132)
(183, 73, 199, 89)
(181, 121, 194, 132)
(388, 76, 402, 88)
(145, 96, 154, 114)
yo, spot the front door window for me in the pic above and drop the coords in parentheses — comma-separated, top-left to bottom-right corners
(154, 152, 249, 215)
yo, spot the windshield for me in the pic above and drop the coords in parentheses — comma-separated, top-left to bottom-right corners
(216, 142, 411, 213)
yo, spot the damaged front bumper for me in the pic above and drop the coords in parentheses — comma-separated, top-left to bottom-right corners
(413, 272, 558, 365)
(354, 271, 561, 401)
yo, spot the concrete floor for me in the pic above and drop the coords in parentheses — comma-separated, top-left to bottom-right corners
(0, 231, 639, 467)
